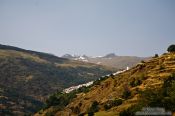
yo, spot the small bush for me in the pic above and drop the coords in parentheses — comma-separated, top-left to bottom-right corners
(122, 86, 131, 99)
(130, 78, 142, 87)
(88, 101, 99, 114)
(46, 91, 77, 109)
(159, 64, 165, 70)
(104, 104, 111, 110)
(119, 108, 134, 116)
(154, 54, 159, 58)
(113, 98, 123, 106)
(77, 86, 90, 93)
(141, 60, 145, 63)
(72, 106, 80, 114)
(78, 113, 85, 116)
(88, 112, 94, 116)
(45, 112, 55, 116)
(167, 44, 175, 52)
(104, 98, 123, 110)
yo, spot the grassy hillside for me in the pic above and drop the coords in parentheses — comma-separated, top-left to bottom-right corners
(0, 44, 114, 115)
(36, 52, 175, 116)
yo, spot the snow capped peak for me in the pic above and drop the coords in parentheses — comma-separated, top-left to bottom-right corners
(79, 56, 85, 60)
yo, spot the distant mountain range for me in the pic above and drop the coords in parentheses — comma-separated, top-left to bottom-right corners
(61, 53, 148, 69)
(0, 44, 114, 115)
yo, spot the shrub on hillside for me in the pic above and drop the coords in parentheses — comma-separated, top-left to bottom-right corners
(104, 98, 123, 110)
(45, 91, 77, 109)
(88, 112, 94, 116)
(93, 76, 108, 85)
(77, 86, 90, 93)
(130, 78, 142, 87)
(159, 64, 165, 70)
(122, 86, 131, 99)
(119, 107, 135, 116)
(88, 101, 99, 114)
(154, 54, 159, 58)
(167, 44, 175, 52)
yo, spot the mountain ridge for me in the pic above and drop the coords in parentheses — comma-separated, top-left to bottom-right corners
(61, 53, 147, 69)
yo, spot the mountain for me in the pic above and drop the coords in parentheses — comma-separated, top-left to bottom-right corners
(36, 52, 175, 116)
(61, 53, 147, 69)
(0, 44, 114, 115)
(103, 53, 116, 58)
(61, 54, 75, 59)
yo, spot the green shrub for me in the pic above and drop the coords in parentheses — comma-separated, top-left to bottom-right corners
(88, 112, 94, 116)
(141, 60, 145, 63)
(167, 44, 175, 52)
(104, 98, 123, 110)
(72, 106, 80, 114)
(77, 86, 90, 93)
(46, 91, 77, 109)
(78, 113, 85, 116)
(159, 64, 165, 70)
(119, 108, 134, 116)
(154, 54, 159, 58)
(113, 98, 123, 106)
(93, 76, 109, 85)
(88, 101, 99, 114)
(45, 112, 55, 116)
(122, 86, 131, 99)
(104, 104, 111, 110)
(130, 78, 142, 87)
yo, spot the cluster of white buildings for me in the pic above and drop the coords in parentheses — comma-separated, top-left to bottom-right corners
(113, 66, 129, 75)
(63, 67, 129, 93)
(63, 81, 93, 93)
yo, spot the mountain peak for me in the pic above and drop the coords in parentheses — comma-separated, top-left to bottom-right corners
(104, 53, 116, 58)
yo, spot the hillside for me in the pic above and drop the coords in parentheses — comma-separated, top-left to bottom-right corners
(62, 53, 147, 69)
(37, 52, 175, 116)
(0, 44, 114, 115)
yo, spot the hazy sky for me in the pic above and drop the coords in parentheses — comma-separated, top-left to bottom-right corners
(0, 0, 175, 57)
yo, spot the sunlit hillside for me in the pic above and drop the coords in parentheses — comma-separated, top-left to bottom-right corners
(36, 52, 175, 116)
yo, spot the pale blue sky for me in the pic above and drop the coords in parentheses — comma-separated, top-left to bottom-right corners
(0, 0, 175, 57)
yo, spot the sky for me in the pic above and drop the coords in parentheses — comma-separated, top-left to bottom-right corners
(0, 0, 175, 57)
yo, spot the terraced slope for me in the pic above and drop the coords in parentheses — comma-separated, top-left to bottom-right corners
(36, 53, 175, 116)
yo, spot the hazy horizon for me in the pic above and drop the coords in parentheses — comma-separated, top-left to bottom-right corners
(0, 0, 175, 57)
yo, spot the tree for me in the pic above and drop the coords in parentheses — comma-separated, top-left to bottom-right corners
(167, 44, 175, 52)
(88, 101, 99, 114)
(154, 54, 159, 58)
